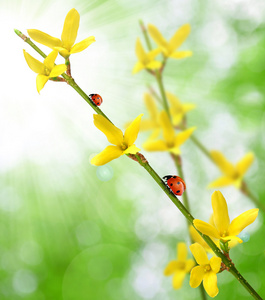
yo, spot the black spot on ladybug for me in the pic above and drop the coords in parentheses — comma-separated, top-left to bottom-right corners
(177, 182, 180, 184)
(177, 190, 180, 193)
(170, 183, 173, 186)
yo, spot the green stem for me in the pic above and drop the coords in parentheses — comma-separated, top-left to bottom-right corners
(241, 181, 265, 212)
(189, 135, 214, 163)
(155, 70, 171, 119)
(199, 283, 208, 300)
(16, 29, 263, 300)
(139, 19, 152, 51)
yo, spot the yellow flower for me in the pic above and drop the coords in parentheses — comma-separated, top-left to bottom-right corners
(189, 243, 221, 298)
(143, 110, 196, 155)
(164, 242, 195, 289)
(23, 50, 66, 93)
(27, 8, 95, 58)
(167, 92, 196, 126)
(132, 38, 161, 74)
(91, 114, 143, 166)
(190, 216, 238, 253)
(148, 23, 192, 59)
(193, 191, 259, 244)
(208, 151, 254, 189)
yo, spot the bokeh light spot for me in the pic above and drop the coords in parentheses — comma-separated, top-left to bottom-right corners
(238, 231, 250, 243)
(96, 165, 114, 181)
(12, 269, 38, 295)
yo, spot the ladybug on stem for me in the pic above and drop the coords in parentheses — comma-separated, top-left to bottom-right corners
(89, 94, 103, 106)
(163, 175, 186, 196)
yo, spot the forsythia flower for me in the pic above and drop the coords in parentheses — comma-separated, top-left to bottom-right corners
(132, 38, 161, 74)
(164, 242, 195, 289)
(193, 191, 259, 244)
(28, 8, 95, 58)
(143, 110, 196, 154)
(189, 243, 221, 298)
(190, 217, 238, 253)
(167, 92, 196, 126)
(23, 50, 66, 93)
(91, 114, 143, 166)
(148, 24, 192, 59)
(208, 151, 254, 189)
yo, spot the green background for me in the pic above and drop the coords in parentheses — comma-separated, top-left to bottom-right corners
(1, 0, 265, 299)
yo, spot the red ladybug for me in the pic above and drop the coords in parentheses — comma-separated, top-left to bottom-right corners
(163, 175, 186, 196)
(89, 94, 103, 106)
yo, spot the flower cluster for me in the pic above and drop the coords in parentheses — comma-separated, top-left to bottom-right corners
(23, 8, 95, 92)
(165, 191, 258, 298)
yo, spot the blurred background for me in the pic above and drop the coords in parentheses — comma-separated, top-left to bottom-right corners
(1, 0, 265, 299)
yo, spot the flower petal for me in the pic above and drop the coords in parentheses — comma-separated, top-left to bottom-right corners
(208, 176, 235, 188)
(177, 242, 187, 262)
(167, 92, 182, 109)
(135, 38, 146, 62)
(90, 145, 123, 166)
(93, 114, 123, 146)
(144, 93, 159, 122)
(171, 114, 183, 127)
(211, 191, 230, 235)
(36, 74, 49, 93)
(70, 36, 96, 54)
(169, 24, 191, 53)
(210, 150, 236, 177)
(164, 260, 178, 276)
(209, 257, 222, 274)
(61, 8, 80, 50)
(190, 265, 204, 288)
(159, 110, 175, 145)
(53, 47, 70, 58)
(44, 50, 58, 71)
(123, 114, 143, 146)
(148, 24, 168, 48)
(169, 146, 181, 155)
(142, 140, 168, 152)
(193, 220, 220, 240)
(236, 152, 254, 176)
(146, 61, 162, 70)
(172, 270, 186, 289)
(174, 127, 196, 147)
(228, 208, 259, 236)
(190, 243, 209, 265)
(185, 259, 195, 273)
(146, 48, 162, 61)
(132, 61, 145, 74)
(170, 50, 192, 59)
(182, 103, 196, 113)
(23, 50, 45, 74)
(27, 29, 62, 49)
(139, 120, 157, 131)
(203, 271, 219, 298)
(221, 235, 243, 243)
(49, 64, 67, 77)
(123, 144, 141, 155)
